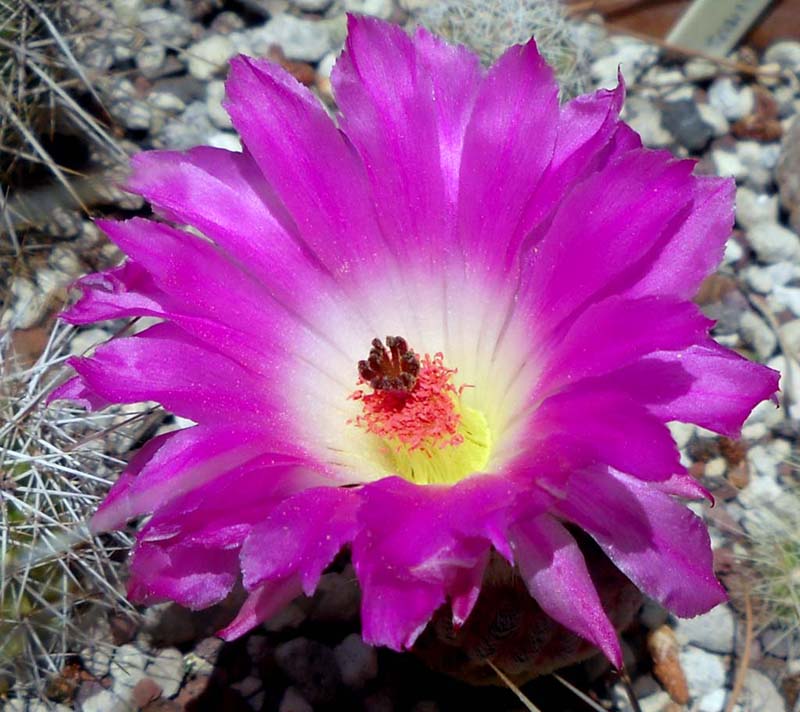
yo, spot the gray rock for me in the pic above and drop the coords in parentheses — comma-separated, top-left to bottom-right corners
(146, 647, 184, 698)
(136, 44, 166, 78)
(679, 646, 726, 698)
(684, 57, 718, 81)
(675, 605, 735, 654)
(764, 40, 800, 73)
(747, 222, 800, 263)
(661, 99, 713, 151)
(246, 14, 334, 62)
(737, 140, 782, 190)
(743, 265, 775, 294)
(274, 638, 341, 705)
(1, 278, 47, 329)
(307, 570, 361, 623)
(110, 644, 148, 697)
(739, 310, 777, 359)
(779, 318, 800, 356)
(149, 91, 186, 113)
(139, 8, 193, 48)
(771, 285, 800, 319)
(736, 187, 779, 229)
(708, 77, 755, 121)
(343, 0, 394, 18)
(187, 35, 236, 80)
(232, 675, 262, 698)
(81, 689, 131, 712)
(279, 687, 314, 712)
(159, 101, 216, 149)
(742, 669, 786, 712)
(81, 644, 114, 679)
(624, 97, 672, 148)
(697, 688, 727, 712)
(697, 103, 729, 138)
(334, 634, 378, 689)
(206, 80, 231, 129)
(712, 148, 745, 180)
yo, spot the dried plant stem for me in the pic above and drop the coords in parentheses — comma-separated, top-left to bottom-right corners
(725, 589, 754, 712)
(570, 10, 783, 78)
(487, 660, 543, 712)
(552, 672, 608, 712)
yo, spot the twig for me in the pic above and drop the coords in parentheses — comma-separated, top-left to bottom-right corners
(572, 11, 784, 78)
(725, 589, 754, 712)
(552, 672, 608, 711)
(618, 667, 643, 712)
(487, 660, 543, 712)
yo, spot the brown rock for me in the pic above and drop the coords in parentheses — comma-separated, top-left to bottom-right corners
(133, 677, 163, 708)
(648, 625, 689, 705)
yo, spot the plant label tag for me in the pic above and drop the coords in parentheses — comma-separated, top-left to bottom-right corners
(666, 0, 774, 56)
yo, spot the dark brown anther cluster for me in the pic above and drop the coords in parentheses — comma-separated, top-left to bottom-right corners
(358, 336, 420, 393)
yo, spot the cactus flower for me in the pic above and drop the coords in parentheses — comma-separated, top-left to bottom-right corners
(52, 16, 778, 671)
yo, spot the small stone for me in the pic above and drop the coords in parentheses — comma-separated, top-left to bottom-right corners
(771, 285, 800, 318)
(159, 101, 216, 150)
(735, 186, 779, 229)
(307, 570, 360, 623)
(675, 605, 735, 654)
(708, 77, 755, 121)
(2, 278, 47, 329)
(81, 644, 114, 679)
(779, 318, 800, 355)
(110, 644, 148, 697)
(48, 246, 82, 276)
(737, 140, 781, 190)
(747, 222, 800, 263)
(279, 687, 313, 712)
(263, 601, 307, 632)
(334, 634, 378, 689)
(81, 688, 130, 712)
(146, 648, 184, 699)
(205, 80, 231, 129)
(697, 102, 729, 138)
(739, 310, 777, 359)
(140, 8, 193, 48)
(231, 676, 262, 698)
(133, 677, 163, 708)
(343, 0, 394, 18)
(742, 669, 786, 711)
(722, 237, 743, 264)
(207, 132, 242, 152)
(684, 57, 718, 81)
(764, 40, 800, 73)
(679, 646, 726, 698)
(697, 688, 727, 712)
(712, 148, 745, 180)
(149, 92, 186, 113)
(274, 638, 341, 705)
(246, 15, 333, 63)
(187, 35, 236, 80)
(661, 99, 713, 152)
(624, 97, 672, 148)
(704, 457, 727, 478)
(115, 100, 152, 131)
(743, 265, 774, 294)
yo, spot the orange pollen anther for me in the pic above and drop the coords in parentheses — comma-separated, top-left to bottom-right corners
(350, 347, 464, 452)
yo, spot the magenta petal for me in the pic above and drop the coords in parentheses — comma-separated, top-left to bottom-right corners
(92, 422, 288, 532)
(48, 376, 108, 410)
(224, 55, 384, 281)
(557, 469, 726, 616)
(537, 296, 712, 396)
(521, 149, 696, 331)
(517, 78, 626, 237)
(241, 486, 360, 594)
(604, 340, 780, 437)
(68, 322, 275, 423)
(218, 577, 302, 641)
(511, 515, 622, 668)
(127, 148, 324, 303)
(457, 38, 558, 276)
(531, 387, 684, 480)
(629, 176, 735, 300)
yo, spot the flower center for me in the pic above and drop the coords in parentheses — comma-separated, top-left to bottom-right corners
(351, 337, 491, 485)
